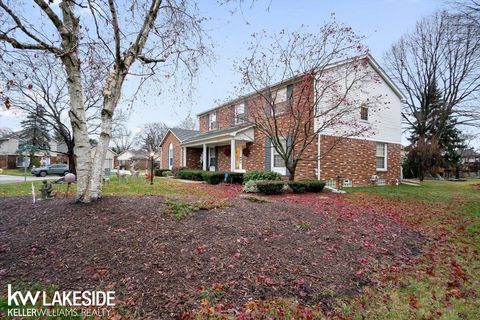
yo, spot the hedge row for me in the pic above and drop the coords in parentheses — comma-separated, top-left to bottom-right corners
(287, 180, 326, 193)
(173, 168, 244, 185)
(244, 180, 326, 195)
(243, 171, 281, 183)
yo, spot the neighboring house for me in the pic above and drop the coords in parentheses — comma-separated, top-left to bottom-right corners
(159, 128, 200, 170)
(117, 149, 150, 170)
(0, 130, 62, 169)
(90, 147, 117, 173)
(461, 148, 480, 164)
(159, 54, 404, 186)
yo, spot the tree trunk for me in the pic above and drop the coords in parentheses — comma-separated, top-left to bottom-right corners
(63, 58, 92, 202)
(455, 165, 460, 180)
(287, 164, 296, 181)
(28, 153, 35, 169)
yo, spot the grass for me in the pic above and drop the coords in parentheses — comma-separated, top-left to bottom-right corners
(338, 179, 480, 319)
(0, 168, 31, 176)
(0, 177, 211, 198)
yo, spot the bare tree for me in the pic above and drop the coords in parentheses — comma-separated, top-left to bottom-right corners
(385, 11, 480, 142)
(238, 21, 382, 180)
(176, 113, 197, 130)
(138, 122, 169, 153)
(111, 125, 136, 154)
(0, 52, 105, 173)
(0, 0, 208, 202)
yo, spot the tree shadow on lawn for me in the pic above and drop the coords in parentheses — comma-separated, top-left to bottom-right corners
(0, 195, 424, 319)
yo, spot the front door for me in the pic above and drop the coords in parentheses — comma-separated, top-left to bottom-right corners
(209, 147, 216, 171)
(235, 144, 243, 171)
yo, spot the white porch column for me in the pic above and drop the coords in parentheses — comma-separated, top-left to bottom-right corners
(202, 144, 207, 171)
(230, 139, 236, 172)
(182, 147, 187, 166)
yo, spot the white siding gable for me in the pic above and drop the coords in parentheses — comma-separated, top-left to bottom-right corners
(314, 59, 402, 144)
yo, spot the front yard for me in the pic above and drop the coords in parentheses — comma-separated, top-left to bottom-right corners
(0, 179, 478, 319)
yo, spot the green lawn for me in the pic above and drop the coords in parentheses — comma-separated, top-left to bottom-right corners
(0, 168, 31, 176)
(0, 177, 211, 198)
(339, 179, 480, 319)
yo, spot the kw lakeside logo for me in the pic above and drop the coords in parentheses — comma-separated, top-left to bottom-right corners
(6, 284, 115, 317)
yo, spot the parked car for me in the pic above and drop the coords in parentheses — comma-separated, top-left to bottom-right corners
(31, 164, 69, 177)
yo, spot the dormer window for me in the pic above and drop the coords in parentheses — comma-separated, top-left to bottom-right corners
(360, 105, 369, 121)
(209, 112, 218, 131)
(235, 103, 246, 124)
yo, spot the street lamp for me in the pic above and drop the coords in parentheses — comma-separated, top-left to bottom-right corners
(149, 151, 155, 185)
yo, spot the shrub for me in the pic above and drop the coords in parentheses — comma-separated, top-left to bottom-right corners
(243, 171, 281, 183)
(242, 180, 259, 193)
(177, 169, 204, 181)
(287, 181, 309, 193)
(227, 172, 244, 184)
(305, 180, 326, 192)
(172, 166, 188, 177)
(155, 169, 172, 176)
(202, 171, 224, 185)
(256, 180, 285, 195)
(161, 170, 173, 177)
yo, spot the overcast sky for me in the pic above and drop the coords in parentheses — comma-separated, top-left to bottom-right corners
(4, 0, 473, 146)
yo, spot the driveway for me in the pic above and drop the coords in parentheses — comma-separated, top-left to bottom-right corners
(0, 174, 58, 184)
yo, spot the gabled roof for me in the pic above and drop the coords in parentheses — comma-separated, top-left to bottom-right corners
(159, 127, 200, 147)
(196, 54, 406, 117)
(182, 123, 253, 145)
(117, 149, 149, 159)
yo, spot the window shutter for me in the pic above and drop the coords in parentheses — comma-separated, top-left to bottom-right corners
(287, 84, 293, 108)
(286, 135, 293, 177)
(264, 137, 271, 171)
(215, 146, 219, 171)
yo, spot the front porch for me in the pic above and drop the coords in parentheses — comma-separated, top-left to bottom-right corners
(181, 125, 254, 173)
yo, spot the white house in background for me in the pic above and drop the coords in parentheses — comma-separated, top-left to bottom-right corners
(0, 130, 62, 169)
(117, 149, 150, 170)
(90, 146, 117, 173)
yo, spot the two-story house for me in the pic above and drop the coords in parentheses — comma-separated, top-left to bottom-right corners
(0, 130, 62, 169)
(160, 55, 404, 186)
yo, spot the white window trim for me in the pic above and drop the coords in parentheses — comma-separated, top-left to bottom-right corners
(168, 143, 174, 170)
(271, 139, 287, 175)
(209, 112, 217, 131)
(376, 143, 388, 172)
(360, 105, 369, 122)
(234, 103, 246, 124)
(209, 147, 216, 171)
(271, 87, 288, 116)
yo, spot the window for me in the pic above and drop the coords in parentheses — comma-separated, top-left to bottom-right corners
(376, 143, 387, 171)
(209, 147, 216, 169)
(272, 87, 287, 115)
(272, 138, 287, 175)
(235, 103, 246, 124)
(168, 143, 174, 170)
(360, 105, 368, 121)
(209, 112, 218, 130)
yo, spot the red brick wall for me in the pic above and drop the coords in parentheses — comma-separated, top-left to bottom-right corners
(187, 148, 202, 169)
(319, 135, 401, 186)
(160, 131, 182, 169)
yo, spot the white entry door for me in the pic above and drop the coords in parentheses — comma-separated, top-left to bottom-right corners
(209, 147, 216, 171)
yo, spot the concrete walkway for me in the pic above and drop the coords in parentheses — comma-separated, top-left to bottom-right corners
(0, 175, 58, 185)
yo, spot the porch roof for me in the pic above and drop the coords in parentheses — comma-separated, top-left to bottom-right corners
(181, 124, 254, 146)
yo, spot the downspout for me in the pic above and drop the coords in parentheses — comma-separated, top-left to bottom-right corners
(317, 133, 321, 180)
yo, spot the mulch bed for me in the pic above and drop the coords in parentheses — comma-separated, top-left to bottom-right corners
(0, 194, 425, 319)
